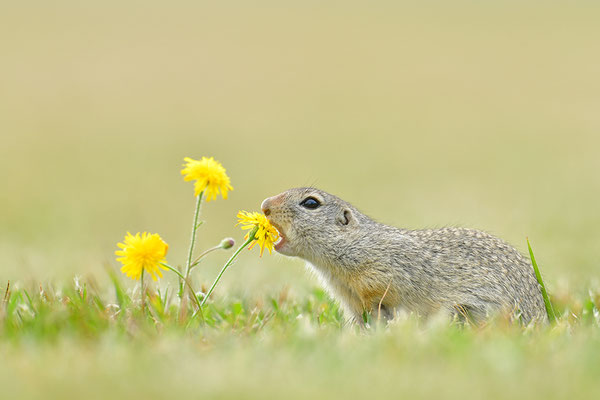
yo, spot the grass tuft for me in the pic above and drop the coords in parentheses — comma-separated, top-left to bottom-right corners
(1, 276, 600, 399)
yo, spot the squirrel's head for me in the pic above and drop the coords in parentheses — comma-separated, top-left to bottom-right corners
(261, 187, 360, 259)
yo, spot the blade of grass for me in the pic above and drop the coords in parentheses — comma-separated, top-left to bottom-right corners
(108, 269, 130, 309)
(527, 238, 556, 323)
(23, 289, 36, 315)
(4, 281, 10, 301)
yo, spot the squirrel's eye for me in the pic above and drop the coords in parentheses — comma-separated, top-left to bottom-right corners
(300, 197, 321, 210)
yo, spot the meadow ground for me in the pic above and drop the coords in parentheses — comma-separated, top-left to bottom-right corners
(1, 279, 600, 399)
(1, 1, 600, 399)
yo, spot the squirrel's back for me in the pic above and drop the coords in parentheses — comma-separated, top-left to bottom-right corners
(395, 227, 546, 322)
(261, 187, 547, 324)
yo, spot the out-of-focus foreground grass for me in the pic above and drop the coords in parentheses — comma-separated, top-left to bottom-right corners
(1, 1, 600, 399)
(1, 278, 599, 400)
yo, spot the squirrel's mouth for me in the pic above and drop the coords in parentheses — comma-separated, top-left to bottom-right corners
(269, 220, 286, 251)
(274, 234, 286, 251)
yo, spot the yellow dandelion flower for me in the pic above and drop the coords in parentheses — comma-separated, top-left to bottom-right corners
(181, 156, 233, 201)
(115, 232, 169, 281)
(236, 210, 279, 256)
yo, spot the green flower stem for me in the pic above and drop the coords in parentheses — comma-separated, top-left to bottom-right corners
(183, 192, 204, 296)
(200, 226, 258, 308)
(189, 245, 223, 270)
(140, 268, 145, 312)
(161, 262, 203, 312)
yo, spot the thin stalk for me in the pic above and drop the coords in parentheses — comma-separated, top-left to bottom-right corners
(161, 262, 203, 313)
(177, 194, 203, 312)
(140, 268, 145, 313)
(189, 245, 223, 270)
(183, 192, 204, 286)
(527, 238, 556, 323)
(200, 227, 257, 307)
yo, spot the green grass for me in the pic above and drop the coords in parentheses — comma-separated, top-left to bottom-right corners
(528, 238, 557, 323)
(2, 276, 600, 399)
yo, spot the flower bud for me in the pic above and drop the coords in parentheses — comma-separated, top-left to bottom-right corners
(220, 237, 235, 250)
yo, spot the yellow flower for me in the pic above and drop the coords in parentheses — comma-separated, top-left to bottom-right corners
(115, 232, 169, 281)
(181, 156, 233, 201)
(236, 211, 279, 256)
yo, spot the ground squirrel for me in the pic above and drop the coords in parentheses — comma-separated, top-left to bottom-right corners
(261, 187, 547, 324)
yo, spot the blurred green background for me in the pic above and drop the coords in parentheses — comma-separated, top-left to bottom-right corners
(1, 1, 599, 295)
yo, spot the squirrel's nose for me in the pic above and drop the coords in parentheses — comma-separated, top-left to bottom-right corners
(261, 198, 272, 216)
(262, 194, 284, 216)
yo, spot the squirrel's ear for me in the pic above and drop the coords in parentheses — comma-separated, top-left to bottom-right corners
(336, 208, 356, 226)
